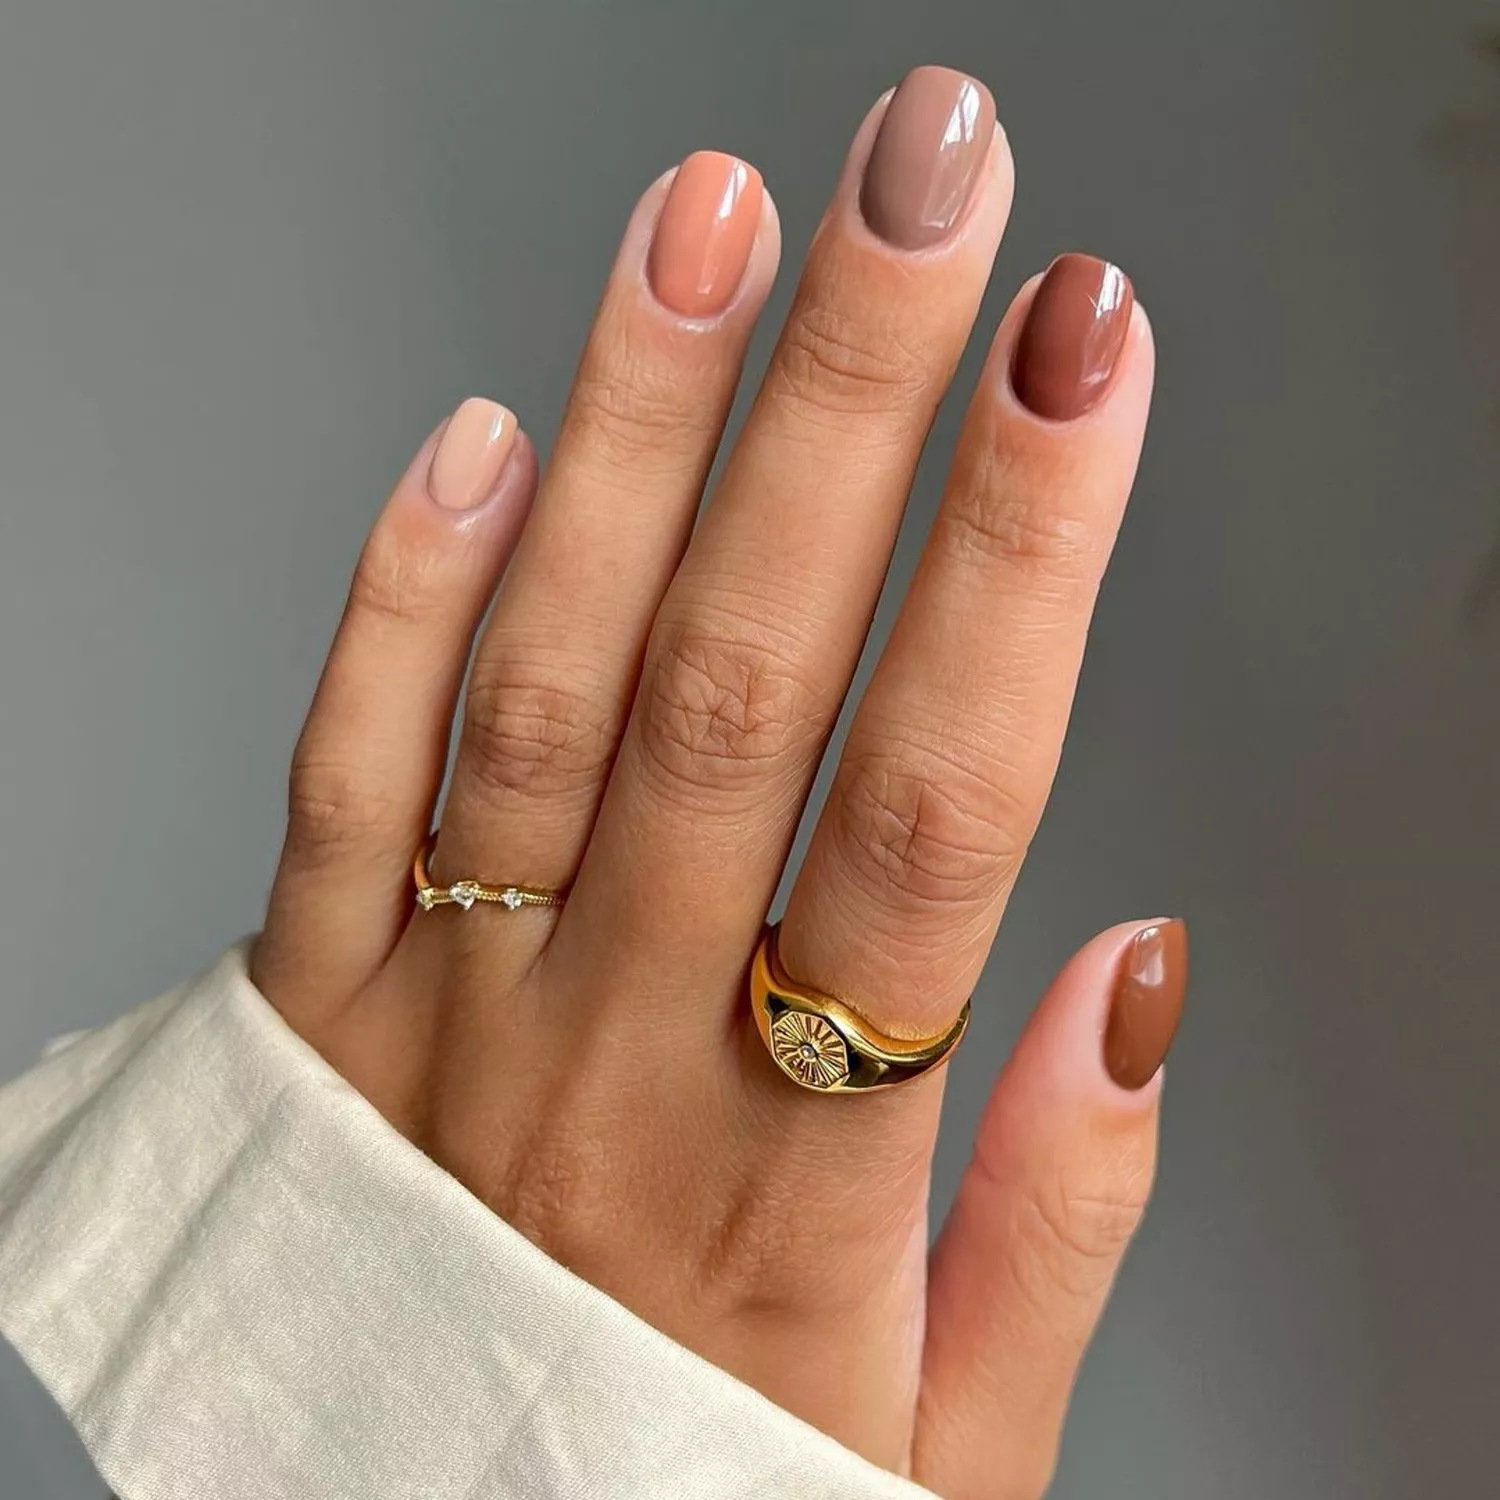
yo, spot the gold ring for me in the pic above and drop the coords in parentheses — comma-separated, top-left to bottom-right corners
(749, 925, 970, 1093)
(412, 831, 567, 912)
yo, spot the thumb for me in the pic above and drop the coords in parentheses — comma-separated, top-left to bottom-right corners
(914, 919, 1188, 1500)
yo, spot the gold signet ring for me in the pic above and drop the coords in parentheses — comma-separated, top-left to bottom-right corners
(749, 925, 970, 1093)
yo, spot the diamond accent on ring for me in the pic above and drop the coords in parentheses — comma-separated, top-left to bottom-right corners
(500, 888, 524, 910)
(769, 1010, 850, 1090)
(416, 888, 435, 911)
(448, 881, 480, 910)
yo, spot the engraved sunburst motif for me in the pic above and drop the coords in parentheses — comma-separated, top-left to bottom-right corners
(770, 1010, 850, 1090)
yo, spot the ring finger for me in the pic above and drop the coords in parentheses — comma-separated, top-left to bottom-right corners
(728, 258, 1155, 1466)
(776, 251, 1155, 1096)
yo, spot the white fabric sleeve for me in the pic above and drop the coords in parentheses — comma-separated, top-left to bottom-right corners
(0, 940, 935, 1500)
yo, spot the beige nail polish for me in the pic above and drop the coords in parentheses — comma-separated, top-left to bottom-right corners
(647, 151, 764, 318)
(427, 398, 517, 510)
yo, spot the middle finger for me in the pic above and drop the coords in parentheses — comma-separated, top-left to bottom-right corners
(554, 66, 1012, 1000)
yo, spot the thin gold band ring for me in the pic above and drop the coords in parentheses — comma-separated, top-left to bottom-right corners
(412, 831, 567, 912)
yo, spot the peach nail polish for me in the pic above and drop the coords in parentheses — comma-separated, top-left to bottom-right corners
(427, 398, 517, 510)
(647, 151, 763, 318)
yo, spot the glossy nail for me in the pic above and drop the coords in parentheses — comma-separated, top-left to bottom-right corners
(859, 65, 996, 250)
(1011, 254, 1134, 420)
(427, 398, 517, 511)
(1104, 920, 1188, 1090)
(647, 151, 764, 318)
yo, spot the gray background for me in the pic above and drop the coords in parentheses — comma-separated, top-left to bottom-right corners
(1, 0, 1497, 1495)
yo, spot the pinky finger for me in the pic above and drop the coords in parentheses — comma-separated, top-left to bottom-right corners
(254, 400, 538, 1018)
(914, 920, 1188, 1500)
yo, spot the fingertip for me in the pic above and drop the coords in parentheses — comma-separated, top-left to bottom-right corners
(1130, 292, 1154, 345)
(427, 398, 520, 512)
(1120, 294, 1157, 399)
(625, 151, 781, 327)
(838, 71, 1014, 260)
(1103, 917, 1188, 1092)
(988, 918, 1186, 1125)
(756, 175, 784, 270)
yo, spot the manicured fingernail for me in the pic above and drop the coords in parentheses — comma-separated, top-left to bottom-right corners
(1104, 920, 1188, 1090)
(647, 151, 764, 318)
(1011, 254, 1134, 420)
(859, 65, 996, 250)
(427, 398, 517, 511)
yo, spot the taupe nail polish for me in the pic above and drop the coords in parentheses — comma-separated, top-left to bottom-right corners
(1011, 254, 1134, 420)
(1104, 921, 1188, 1090)
(859, 66, 996, 250)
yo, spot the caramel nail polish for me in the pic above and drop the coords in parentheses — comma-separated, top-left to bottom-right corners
(647, 151, 764, 318)
(1103, 921, 1188, 1090)
(427, 398, 517, 511)
(1011, 254, 1134, 420)
(859, 65, 996, 250)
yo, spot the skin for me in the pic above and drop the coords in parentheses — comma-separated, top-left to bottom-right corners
(251, 80, 1162, 1499)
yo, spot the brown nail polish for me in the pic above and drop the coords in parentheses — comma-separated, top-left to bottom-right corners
(647, 151, 764, 318)
(1011, 254, 1134, 420)
(1104, 921, 1188, 1090)
(859, 65, 996, 250)
(427, 398, 517, 511)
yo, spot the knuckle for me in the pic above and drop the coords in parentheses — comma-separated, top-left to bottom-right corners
(692, 1176, 809, 1315)
(460, 668, 614, 805)
(943, 469, 1103, 597)
(565, 348, 707, 474)
(464, 1107, 624, 1268)
(285, 754, 402, 865)
(829, 748, 1028, 913)
(1008, 1171, 1151, 1303)
(346, 527, 448, 630)
(768, 295, 929, 426)
(493, 1133, 607, 1252)
(636, 615, 822, 806)
(690, 1156, 907, 1323)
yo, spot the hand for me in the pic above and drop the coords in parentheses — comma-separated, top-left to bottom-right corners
(251, 65, 1185, 1498)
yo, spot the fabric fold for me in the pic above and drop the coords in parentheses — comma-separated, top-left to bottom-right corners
(0, 941, 931, 1499)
